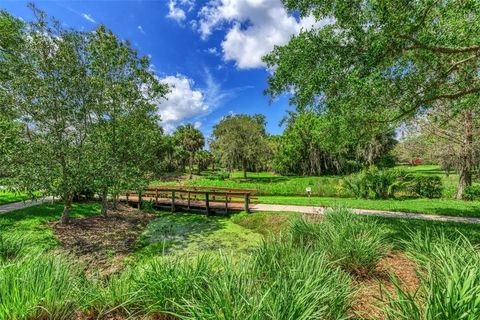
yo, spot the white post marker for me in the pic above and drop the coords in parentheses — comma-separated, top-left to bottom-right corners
(306, 187, 312, 196)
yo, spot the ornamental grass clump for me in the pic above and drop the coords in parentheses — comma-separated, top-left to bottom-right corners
(181, 238, 354, 320)
(289, 207, 390, 276)
(383, 232, 480, 319)
(0, 253, 85, 320)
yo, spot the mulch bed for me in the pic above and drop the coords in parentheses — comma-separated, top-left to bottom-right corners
(352, 252, 420, 319)
(50, 204, 156, 274)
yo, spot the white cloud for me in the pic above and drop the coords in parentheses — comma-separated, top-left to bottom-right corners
(197, 0, 326, 69)
(193, 121, 202, 129)
(156, 71, 246, 132)
(158, 75, 208, 131)
(81, 13, 95, 23)
(166, 0, 195, 23)
(206, 47, 220, 56)
(137, 25, 146, 34)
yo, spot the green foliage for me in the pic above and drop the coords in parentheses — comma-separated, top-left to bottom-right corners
(265, 0, 480, 133)
(343, 166, 409, 199)
(0, 253, 85, 320)
(173, 123, 205, 178)
(289, 207, 389, 275)
(463, 184, 480, 201)
(408, 176, 443, 199)
(383, 232, 480, 319)
(211, 114, 270, 178)
(0, 233, 28, 261)
(273, 112, 397, 176)
(1, 6, 168, 222)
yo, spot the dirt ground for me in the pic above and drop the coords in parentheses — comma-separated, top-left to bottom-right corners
(51, 204, 156, 275)
(352, 252, 420, 319)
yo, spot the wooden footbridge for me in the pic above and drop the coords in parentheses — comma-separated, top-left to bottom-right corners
(120, 186, 257, 215)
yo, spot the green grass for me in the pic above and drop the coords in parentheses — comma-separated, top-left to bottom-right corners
(0, 202, 101, 252)
(0, 190, 39, 205)
(258, 195, 480, 217)
(153, 172, 345, 197)
(234, 211, 480, 248)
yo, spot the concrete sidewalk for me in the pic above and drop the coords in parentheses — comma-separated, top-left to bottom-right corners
(0, 197, 53, 214)
(251, 203, 480, 224)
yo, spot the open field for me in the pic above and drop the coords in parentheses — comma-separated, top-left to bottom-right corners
(2, 202, 480, 318)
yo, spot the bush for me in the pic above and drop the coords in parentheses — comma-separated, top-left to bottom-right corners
(343, 166, 409, 199)
(383, 232, 480, 319)
(463, 184, 480, 201)
(289, 207, 390, 275)
(407, 175, 443, 198)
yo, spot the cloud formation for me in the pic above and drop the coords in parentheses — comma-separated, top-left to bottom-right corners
(81, 13, 95, 23)
(156, 71, 247, 132)
(197, 0, 322, 69)
(166, 0, 194, 24)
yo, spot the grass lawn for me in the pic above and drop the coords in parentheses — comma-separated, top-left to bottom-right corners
(258, 196, 480, 217)
(153, 172, 345, 197)
(0, 191, 39, 205)
(0, 202, 101, 251)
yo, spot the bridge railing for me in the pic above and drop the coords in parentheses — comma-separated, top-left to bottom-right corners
(120, 186, 257, 214)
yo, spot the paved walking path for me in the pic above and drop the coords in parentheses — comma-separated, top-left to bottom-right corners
(0, 197, 53, 214)
(1, 197, 480, 224)
(252, 203, 480, 224)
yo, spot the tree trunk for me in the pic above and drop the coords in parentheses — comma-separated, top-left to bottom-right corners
(189, 155, 193, 179)
(60, 194, 72, 224)
(101, 187, 108, 217)
(112, 193, 118, 210)
(243, 161, 248, 179)
(456, 110, 473, 199)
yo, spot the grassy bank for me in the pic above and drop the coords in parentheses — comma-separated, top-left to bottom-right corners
(2, 202, 480, 318)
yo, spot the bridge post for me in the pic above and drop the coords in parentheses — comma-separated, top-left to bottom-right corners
(244, 193, 250, 213)
(138, 191, 142, 209)
(205, 192, 210, 215)
(188, 191, 191, 209)
(171, 191, 175, 212)
(155, 188, 159, 204)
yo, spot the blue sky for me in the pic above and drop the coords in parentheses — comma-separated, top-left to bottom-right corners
(2, 0, 317, 138)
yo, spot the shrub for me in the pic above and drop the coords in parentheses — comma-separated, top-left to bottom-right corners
(407, 175, 443, 198)
(463, 184, 480, 201)
(0, 253, 84, 320)
(290, 207, 390, 275)
(343, 166, 409, 199)
(383, 232, 480, 319)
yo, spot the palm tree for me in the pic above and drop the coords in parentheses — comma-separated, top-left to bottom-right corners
(173, 124, 205, 179)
